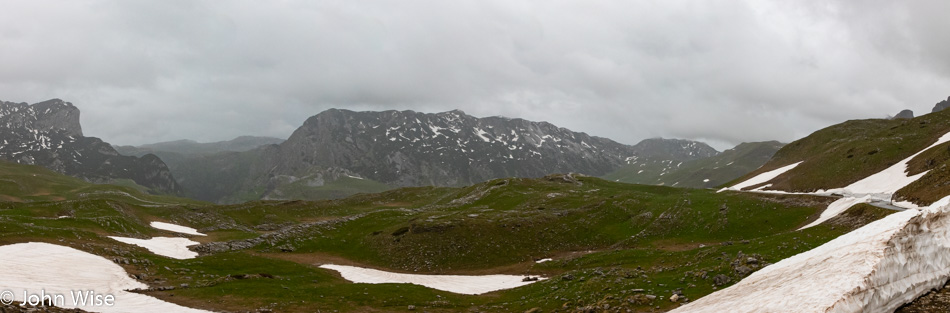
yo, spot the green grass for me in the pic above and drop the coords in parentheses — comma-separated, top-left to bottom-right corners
(0, 160, 204, 206)
(269, 175, 394, 201)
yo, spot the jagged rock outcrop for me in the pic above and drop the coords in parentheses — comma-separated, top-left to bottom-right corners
(263, 109, 717, 188)
(893, 109, 914, 119)
(0, 99, 182, 195)
(932, 96, 950, 113)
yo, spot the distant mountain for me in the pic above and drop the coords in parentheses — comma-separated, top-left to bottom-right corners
(114, 136, 286, 202)
(114, 136, 284, 156)
(604, 141, 783, 188)
(177, 109, 718, 203)
(627, 138, 718, 161)
(270, 109, 714, 188)
(0, 99, 182, 195)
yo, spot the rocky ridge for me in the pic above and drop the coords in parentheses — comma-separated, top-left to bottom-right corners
(261, 109, 717, 189)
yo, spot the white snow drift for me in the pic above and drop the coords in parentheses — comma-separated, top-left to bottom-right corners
(835, 132, 950, 197)
(0, 242, 211, 313)
(799, 196, 873, 230)
(150, 221, 206, 236)
(319, 264, 544, 295)
(108, 236, 200, 259)
(672, 196, 950, 313)
(718, 161, 802, 192)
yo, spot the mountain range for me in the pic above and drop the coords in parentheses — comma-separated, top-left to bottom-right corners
(118, 109, 731, 203)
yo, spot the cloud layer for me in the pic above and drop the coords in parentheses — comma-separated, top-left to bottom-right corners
(1, 0, 948, 149)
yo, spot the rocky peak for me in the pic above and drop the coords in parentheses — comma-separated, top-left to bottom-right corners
(893, 109, 914, 119)
(931, 96, 950, 113)
(0, 99, 83, 137)
(0, 98, 182, 195)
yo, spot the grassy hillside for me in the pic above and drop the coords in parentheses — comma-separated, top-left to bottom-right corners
(604, 141, 783, 189)
(727, 109, 950, 203)
(0, 163, 889, 312)
(0, 160, 202, 206)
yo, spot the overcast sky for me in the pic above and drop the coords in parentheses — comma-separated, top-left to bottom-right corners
(1, 1, 949, 150)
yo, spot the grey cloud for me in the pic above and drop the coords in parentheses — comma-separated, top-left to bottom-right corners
(0, 0, 948, 150)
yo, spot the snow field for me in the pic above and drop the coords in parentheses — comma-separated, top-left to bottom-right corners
(718, 162, 802, 192)
(319, 264, 545, 295)
(108, 237, 200, 259)
(0, 242, 212, 313)
(150, 221, 206, 236)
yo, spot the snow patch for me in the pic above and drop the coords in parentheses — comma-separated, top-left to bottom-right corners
(319, 264, 544, 295)
(0, 242, 212, 312)
(108, 237, 200, 259)
(719, 161, 802, 192)
(474, 128, 492, 142)
(150, 221, 206, 236)
(535, 258, 553, 263)
(799, 196, 873, 230)
(833, 132, 950, 197)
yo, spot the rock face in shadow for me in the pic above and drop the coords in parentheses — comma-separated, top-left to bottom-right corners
(0, 99, 182, 195)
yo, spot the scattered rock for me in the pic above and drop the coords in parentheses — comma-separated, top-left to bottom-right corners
(735, 265, 753, 276)
(713, 274, 731, 286)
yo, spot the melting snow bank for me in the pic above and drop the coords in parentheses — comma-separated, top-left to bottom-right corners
(108, 237, 200, 259)
(150, 221, 206, 236)
(0, 242, 212, 313)
(718, 162, 802, 193)
(671, 196, 950, 313)
(319, 264, 545, 295)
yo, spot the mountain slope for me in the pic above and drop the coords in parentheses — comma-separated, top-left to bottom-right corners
(0, 99, 182, 195)
(605, 141, 783, 188)
(270, 109, 719, 187)
(725, 106, 950, 204)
